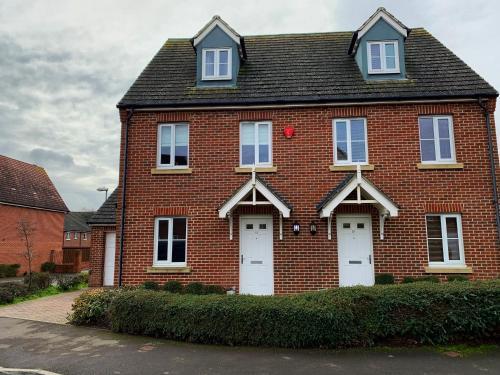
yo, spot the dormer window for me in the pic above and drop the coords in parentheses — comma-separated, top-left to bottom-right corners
(202, 48, 232, 80)
(367, 41, 399, 74)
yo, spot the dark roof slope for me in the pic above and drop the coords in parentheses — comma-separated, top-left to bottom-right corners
(119, 28, 497, 108)
(64, 212, 94, 232)
(0, 154, 68, 212)
(88, 189, 118, 225)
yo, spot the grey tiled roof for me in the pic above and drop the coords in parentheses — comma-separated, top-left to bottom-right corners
(64, 212, 94, 232)
(118, 28, 497, 108)
(88, 189, 118, 225)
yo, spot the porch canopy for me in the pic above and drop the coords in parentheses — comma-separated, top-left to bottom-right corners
(316, 167, 399, 240)
(218, 171, 292, 240)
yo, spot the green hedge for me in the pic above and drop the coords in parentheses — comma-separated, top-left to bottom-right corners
(0, 264, 20, 278)
(70, 281, 500, 348)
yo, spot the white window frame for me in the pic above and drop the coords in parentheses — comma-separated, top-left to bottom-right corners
(153, 217, 188, 267)
(157, 123, 189, 169)
(74, 232, 78, 240)
(82, 233, 87, 240)
(419, 116, 456, 164)
(367, 40, 400, 74)
(202, 48, 232, 80)
(425, 214, 465, 267)
(333, 118, 369, 165)
(65, 232, 70, 240)
(239, 121, 273, 167)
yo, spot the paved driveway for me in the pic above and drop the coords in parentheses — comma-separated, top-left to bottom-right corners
(0, 317, 499, 375)
(0, 290, 84, 324)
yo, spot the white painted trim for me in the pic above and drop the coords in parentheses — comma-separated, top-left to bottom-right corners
(425, 214, 465, 266)
(218, 178, 290, 218)
(419, 115, 456, 164)
(193, 18, 241, 46)
(333, 118, 368, 165)
(367, 41, 400, 74)
(153, 217, 188, 267)
(358, 10, 408, 39)
(240, 121, 273, 168)
(201, 48, 232, 80)
(157, 123, 189, 169)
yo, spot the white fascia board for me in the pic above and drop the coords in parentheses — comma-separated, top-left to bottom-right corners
(320, 178, 358, 218)
(358, 11, 408, 39)
(255, 180, 291, 218)
(193, 19, 240, 47)
(360, 180, 399, 217)
(218, 179, 252, 218)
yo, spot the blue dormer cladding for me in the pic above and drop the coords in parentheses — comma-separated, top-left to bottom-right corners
(195, 25, 240, 87)
(354, 18, 406, 80)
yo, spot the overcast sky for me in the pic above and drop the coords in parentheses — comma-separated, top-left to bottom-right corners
(0, 0, 498, 211)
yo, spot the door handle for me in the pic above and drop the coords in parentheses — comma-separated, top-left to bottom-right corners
(241, 254, 244, 264)
(369, 255, 372, 264)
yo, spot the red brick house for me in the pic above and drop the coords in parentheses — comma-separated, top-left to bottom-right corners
(62, 212, 94, 272)
(89, 8, 499, 293)
(0, 154, 68, 274)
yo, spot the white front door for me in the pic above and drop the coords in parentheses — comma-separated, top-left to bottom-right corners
(103, 232, 116, 286)
(337, 215, 374, 287)
(240, 216, 274, 295)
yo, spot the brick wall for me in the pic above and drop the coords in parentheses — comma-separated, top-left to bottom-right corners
(98, 100, 499, 293)
(0, 204, 65, 274)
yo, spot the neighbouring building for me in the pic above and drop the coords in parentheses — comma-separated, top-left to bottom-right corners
(0, 154, 68, 274)
(90, 8, 500, 293)
(61, 211, 94, 272)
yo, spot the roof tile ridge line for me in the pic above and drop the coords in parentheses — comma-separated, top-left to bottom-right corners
(415, 28, 498, 94)
(243, 31, 355, 38)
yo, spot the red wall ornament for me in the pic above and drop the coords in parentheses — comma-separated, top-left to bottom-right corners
(283, 126, 295, 138)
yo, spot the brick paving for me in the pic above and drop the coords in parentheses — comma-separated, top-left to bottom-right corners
(0, 290, 85, 324)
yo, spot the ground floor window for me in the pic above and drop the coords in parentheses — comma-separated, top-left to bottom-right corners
(154, 217, 187, 266)
(426, 214, 464, 266)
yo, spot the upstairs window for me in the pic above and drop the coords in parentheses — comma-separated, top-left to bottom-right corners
(154, 217, 187, 266)
(419, 116, 455, 163)
(240, 122, 272, 167)
(367, 41, 399, 74)
(333, 118, 368, 164)
(426, 214, 464, 266)
(157, 124, 189, 168)
(202, 48, 232, 80)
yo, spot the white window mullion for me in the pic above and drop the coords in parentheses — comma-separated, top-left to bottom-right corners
(441, 215, 449, 263)
(167, 218, 173, 263)
(254, 122, 259, 165)
(433, 119, 442, 162)
(346, 120, 352, 164)
(380, 43, 386, 71)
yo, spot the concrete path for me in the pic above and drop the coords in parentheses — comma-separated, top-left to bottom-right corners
(0, 290, 84, 324)
(0, 317, 498, 375)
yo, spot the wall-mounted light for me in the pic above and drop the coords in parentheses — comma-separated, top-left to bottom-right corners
(292, 221, 300, 235)
(310, 221, 317, 235)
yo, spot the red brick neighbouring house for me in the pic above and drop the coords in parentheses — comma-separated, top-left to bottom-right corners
(90, 8, 500, 293)
(61, 212, 94, 272)
(0, 154, 68, 274)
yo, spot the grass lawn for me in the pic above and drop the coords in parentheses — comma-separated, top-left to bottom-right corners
(1, 282, 87, 306)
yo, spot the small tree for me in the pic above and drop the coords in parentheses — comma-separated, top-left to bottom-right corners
(18, 217, 37, 289)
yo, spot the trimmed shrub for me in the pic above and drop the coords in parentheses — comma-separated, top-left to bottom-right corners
(55, 274, 83, 291)
(41, 262, 56, 273)
(402, 276, 440, 284)
(24, 272, 51, 289)
(0, 282, 31, 304)
(204, 284, 226, 294)
(142, 281, 160, 290)
(0, 289, 14, 304)
(184, 282, 205, 295)
(163, 280, 183, 294)
(375, 273, 395, 285)
(0, 264, 20, 278)
(447, 275, 469, 282)
(71, 281, 500, 348)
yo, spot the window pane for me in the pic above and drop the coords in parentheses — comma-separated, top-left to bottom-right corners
(205, 50, 215, 64)
(428, 239, 444, 262)
(258, 124, 269, 144)
(172, 241, 186, 263)
(161, 126, 172, 145)
(174, 125, 188, 166)
(160, 126, 172, 165)
(173, 218, 187, 240)
(219, 63, 228, 76)
(370, 44, 381, 70)
(241, 124, 255, 165)
(219, 50, 229, 76)
(437, 119, 450, 139)
(445, 217, 458, 238)
(351, 141, 366, 162)
(386, 56, 396, 70)
(259, 145, 269, 163)
(426, 216, 442, 238)
(439, 139, 452, 159)
(335, 121, 347, 141)
(158, 220, 169, 240)
(206, 63, 215, 76)
(419, 118, 434, 139)
(336, 142, 348, 161)
(242, 146, 255, 165)
(157, 241, 169, 261)
(385, 43, 396, 69)
(448, 239, 460, 260)
(421, 140, 436, 161)
(350, 120, 365, 141)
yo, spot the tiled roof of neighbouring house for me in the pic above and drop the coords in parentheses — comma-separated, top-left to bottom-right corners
(88, 189, 118, 225)
(64, 211, 95, 232)
(118, 28, 497, 108)
(0, 154, 68, 212)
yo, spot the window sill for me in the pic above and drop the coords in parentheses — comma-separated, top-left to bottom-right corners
(417, 163, 463, 170)
(151, 168, 192, 175)
(146, 266, 191, 274)
(329, 164, 375, 171)
(424, 266, 472, 274)
(235, 166, 277, 173)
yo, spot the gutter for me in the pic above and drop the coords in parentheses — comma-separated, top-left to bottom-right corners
(118, 109, 134, 287)
(478, 98, 500, 245)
